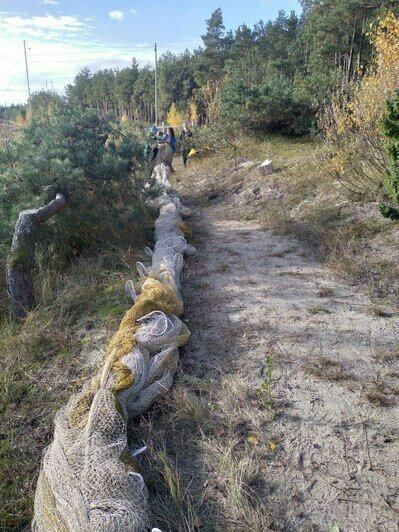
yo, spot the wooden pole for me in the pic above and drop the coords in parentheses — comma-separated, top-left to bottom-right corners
(154, 43, 158, 126)
(6, 193, 66, 321)
(23, 40, 32, 118)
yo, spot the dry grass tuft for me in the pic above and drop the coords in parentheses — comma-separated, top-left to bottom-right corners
(128, 371, 272, 530)
(364, 382, 394, 407)
(306, 306, 332, 315)
(316, 287, 334, 298)
(304, 356, 352, 381)
(201, 438, 271, 531)
(373, 348, 399, 365)
(367, 305, 394, 318)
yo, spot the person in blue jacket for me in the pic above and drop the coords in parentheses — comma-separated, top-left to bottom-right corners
(166, 127, 176, 153)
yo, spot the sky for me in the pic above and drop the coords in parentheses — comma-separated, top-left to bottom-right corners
(0, 0, 301, 105)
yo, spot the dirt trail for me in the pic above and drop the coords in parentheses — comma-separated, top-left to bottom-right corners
(179, 190, 399, 530)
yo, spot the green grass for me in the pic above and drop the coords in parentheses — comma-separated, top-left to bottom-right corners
(307, 306, 332, 315)
(256, 355, 275, 412)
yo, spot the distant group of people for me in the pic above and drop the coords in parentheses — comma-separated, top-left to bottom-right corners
(145, 121, 194, 171)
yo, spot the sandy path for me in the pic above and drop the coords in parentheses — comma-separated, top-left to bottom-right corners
(181, 198, 399, 531)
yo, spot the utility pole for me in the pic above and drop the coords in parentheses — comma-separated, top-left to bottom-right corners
(154, 42, 158, 126)
(23, 40, 32, 117)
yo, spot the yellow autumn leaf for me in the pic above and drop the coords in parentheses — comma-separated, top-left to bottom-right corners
(268, 441, 276, 451)
(247, 434, 259, 446)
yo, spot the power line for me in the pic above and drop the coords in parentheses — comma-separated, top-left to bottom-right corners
(29, 56, 132, 64)
(29, 49, 148, 57)
(0, 54, 152, 65)
(0, 54, 130, 62)
(0, 46, 155, 60)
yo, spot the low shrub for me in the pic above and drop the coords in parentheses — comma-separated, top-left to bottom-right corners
(0, 100, 151, 261)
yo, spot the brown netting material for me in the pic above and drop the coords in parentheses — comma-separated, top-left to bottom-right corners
(33, 189, 193, 531)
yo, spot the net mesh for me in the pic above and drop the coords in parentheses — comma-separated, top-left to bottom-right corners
(33, 193, 193, 531)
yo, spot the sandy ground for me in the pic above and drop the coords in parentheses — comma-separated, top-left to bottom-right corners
(179, 184, 399, 530)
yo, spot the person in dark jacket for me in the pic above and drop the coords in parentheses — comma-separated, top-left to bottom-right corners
(144, 126, 159, 161)
(180, 121, 193, 166)
(165, 127, 177, 172)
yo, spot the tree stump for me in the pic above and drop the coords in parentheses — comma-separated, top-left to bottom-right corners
(6, 193, 66, 321)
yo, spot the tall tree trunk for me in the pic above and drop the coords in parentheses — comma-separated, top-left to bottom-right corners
(357, 16, 366, 75)
(6, 194, 66, 321)
(347, 18, 358, 82)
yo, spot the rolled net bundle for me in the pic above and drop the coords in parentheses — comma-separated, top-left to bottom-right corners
(157, 253, 184, 290)
(126, 370, 174, 419)
(137, 235, 187, 297)
(154, 203, 182, 241)
(151, 144, 173, 191)
(153, 163, 172, 192)
(151, 236, 187, 274)
(33, 193, 191, 531)
(117, 345, 182, 420)
(136, 311, 190, 353)
(136, 253, 184, 290)
(33, 387, 150, 532)
(147, 345, 179, 384)
(120, 311, 189, 418)
(154, 144, 173, 168)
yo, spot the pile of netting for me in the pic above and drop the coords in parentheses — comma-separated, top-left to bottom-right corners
(153, 160, 173, 192)
(33, 185, 194, 531)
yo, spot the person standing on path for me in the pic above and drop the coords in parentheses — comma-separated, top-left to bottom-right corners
(180, 121, 193, 166)
(144, 126, 159, 162)
(166, 127, 177, 153)
(166, 127, 177, 172)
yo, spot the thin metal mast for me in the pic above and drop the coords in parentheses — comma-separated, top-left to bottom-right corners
(23, 40, 32, 116)
(154, 42, 158, 126)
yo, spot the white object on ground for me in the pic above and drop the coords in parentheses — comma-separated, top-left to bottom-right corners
(258, 159, 274, 175)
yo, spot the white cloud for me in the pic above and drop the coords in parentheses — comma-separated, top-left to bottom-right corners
(0, 12, 175, 105)
(0, 34, 153, 105)
(129, 9, 139, 16)
(0, 15, 87, 39)
(39, 0, 60, 5)
(109, 10, 125, 20)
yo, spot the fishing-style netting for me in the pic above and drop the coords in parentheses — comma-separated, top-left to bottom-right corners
(33, 182, 193, 531)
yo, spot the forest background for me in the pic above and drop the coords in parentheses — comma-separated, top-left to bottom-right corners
(1, 0, 397, 133)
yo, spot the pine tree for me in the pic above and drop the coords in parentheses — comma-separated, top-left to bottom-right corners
(196, 8, 228, 85)
(0, 102, 147, 256)
(381, 91, 399, 212)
